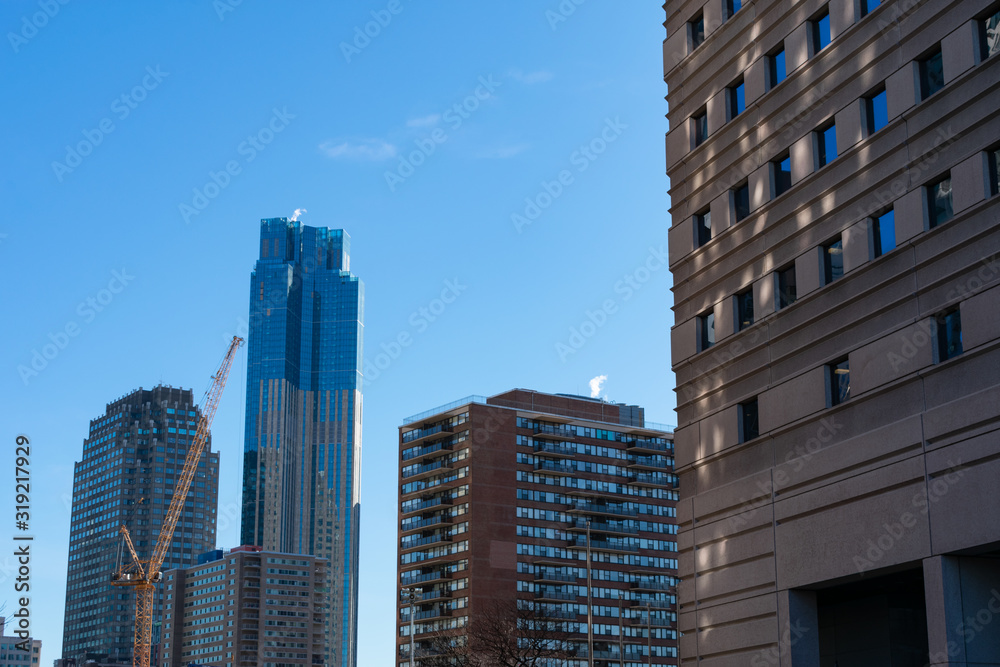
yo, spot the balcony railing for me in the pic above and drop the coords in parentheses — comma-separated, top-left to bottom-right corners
(400, 532, 453, 549)
(400, 513, 452, 533)
(400, 569, 454, 585)
(532, 423, 577, 439)
(535, 570, 577, 584)
(566, 536, 638, 552)
(401, 458, 453, 479)
(627, 438, 673, 453)
(534, 588, 578, 602)
(532, 441, 576, 457)
(401, 495, 453, 514)
(628, 471, 674, 487)
(567, 502, 638, 517)
(631, 578, 675, 591)
(567, 518, 639, 535)
(401, 439, 454, 461)
(402, 423, 453, 444)
(533, 459, 576, 475)
(627, 456, 672, 470)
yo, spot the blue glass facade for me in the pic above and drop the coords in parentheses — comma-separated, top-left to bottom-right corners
(241, 218, 364, 667)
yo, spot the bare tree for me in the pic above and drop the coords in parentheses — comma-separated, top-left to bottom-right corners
(420, 599, 577, 667)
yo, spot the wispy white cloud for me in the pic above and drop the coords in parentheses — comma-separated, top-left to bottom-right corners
(290, 208, 307, 222)
(477, 143, 530, 159)
(406, 114, 441, 128)
(589, 374, 607, 399)
(319, 138, 397, 161)
(509, 69, 554, 85)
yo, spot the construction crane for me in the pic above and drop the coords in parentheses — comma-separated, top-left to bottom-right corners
(112, 335, 243, 667)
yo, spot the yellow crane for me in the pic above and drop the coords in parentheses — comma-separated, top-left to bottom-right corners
(112, 335, 243, 667)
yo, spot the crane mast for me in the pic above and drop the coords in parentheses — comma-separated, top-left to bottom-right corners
(112, 335, 243, 667)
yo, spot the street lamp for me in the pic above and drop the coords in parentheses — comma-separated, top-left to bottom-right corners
(402, 587, 419, 667)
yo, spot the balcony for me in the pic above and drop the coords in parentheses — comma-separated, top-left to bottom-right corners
(400, 531, 453, 550)
(400, 568, 453, 586)
(534, 588, 578, 602)
(532, 441, 576, 458)
(419, 588, 452, 602)
(532, 423, 577, 439)
(400, 512, 453, 533)
(402, 423, 453, 444)
(533, 459, 576, 476)
(534, 570, 577, 584)
(628, 471, 674, 487)
(401, 439, 454, 462)
(411, 606, 451, 621)
(566, 518, 639, 535)
(567, 502, 638, 517)
(400, 495, 453, 515)
(566, 536, 638, 553)
(401, 458, 453, 480)
(631, 578, 675, 592)
(632, 594, 674, 609)
(627, 438, 673, 453)
(627, 456, 672, 470)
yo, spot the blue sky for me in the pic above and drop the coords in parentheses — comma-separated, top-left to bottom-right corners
(0, 1, 673, 663)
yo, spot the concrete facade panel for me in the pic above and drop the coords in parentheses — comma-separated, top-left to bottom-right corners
(707, 88, 729, 136)
(790, 133, 814, 184)
(754, 274, 775, 319)
(795, 247, 822, 297)
(942, 20, 977, 84)
(670, 216, 696, 266)
(750, 163, 772, 212)
(886, 62, 917, 121)
(829, 0, 856, 40)
(759, 366, 828, 432)
(785, 22, 810, 73)
(715, 296, 735, 342)
(666, 123, 692, 170)
(850, 319, 935, 395)
(842, 218, 870, 274)
(700, 404, 740, 458)
(711, 190, 733, 236)
(834, 99, 863, 154)
(951, 151, 987, 214)
(962, 283, 1000, 350)
(745, 57, 766, 105)
(894, 187, 927, 243)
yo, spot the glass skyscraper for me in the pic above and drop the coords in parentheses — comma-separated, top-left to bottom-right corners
(240, 218, 364, 667)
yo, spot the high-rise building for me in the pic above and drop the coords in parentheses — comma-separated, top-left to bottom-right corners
(240, 218, 364, 667)
(0, 618, 41, 667)
(665, 0, 1000, 663)
(61, 386, 220, 665)
(395, 389, 678, 665)
(160, 546, 328, 667)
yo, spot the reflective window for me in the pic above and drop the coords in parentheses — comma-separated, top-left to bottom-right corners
(817, 122, 837, 167)
(823, 238, 844, 284)
(936, 309, 963, 361)
(829, 359, 850, 406)
(729, 78, 746, 119)
(695, 209, 712, 247)
(693, 110, 708, 147)
(739, 399, 759, 442)
(777, 265, 797, 309)
(734, 182, 751, 222)
(699, 311, 715, 351)
(773, 153, 792, 196)
(737, 289, 754, 331)
(982, 9, 1000, 59)
(691, 13, 706, 49)
(727, 0, 742, 18)
(866, 89, 888, 134)
(769, 47, 787, 88)
(873, 209, 896, 257)
(920, 49, 944, 99)
(860, 0, 882, 16)
(928, 176, 953, 227)
(812, 9, 831, 52)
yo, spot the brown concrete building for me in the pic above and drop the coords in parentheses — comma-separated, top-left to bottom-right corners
(664, 0, 1000, 664)
(160, 546, 327, 667)
(395, 389, 679, 665)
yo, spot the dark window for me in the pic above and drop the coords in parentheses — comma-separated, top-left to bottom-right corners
(816, 122, 837, 167)
(823, 238, 844, 284)
(726, 0, 743, 18)
(982, 9, 1000, 60)
(737, 289, 754, 331)
(769, 47, 787, 88)
(865, 88, 888, 135)
(989, 147, 1000, 196)
(936, 309, 963, 361)
(729, 78, 746, 119)
(777, 265, 797, 309)
(829, 358, 850, 405)
(691, 13, 706, 49)
(739, 399, 759, 442)
(927, 176, 953, 227)
(699, 311, 715, 351)
(873, 208, 896, 257)
(695, 208, 712, 247)
(919, 49, 944, 99)
(860, 0, 882, 17)
(693, 110, 708, 147)
(811, 9, 832, 53)
(773, 153, 792, 196)
(734, 182, 751, 222)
